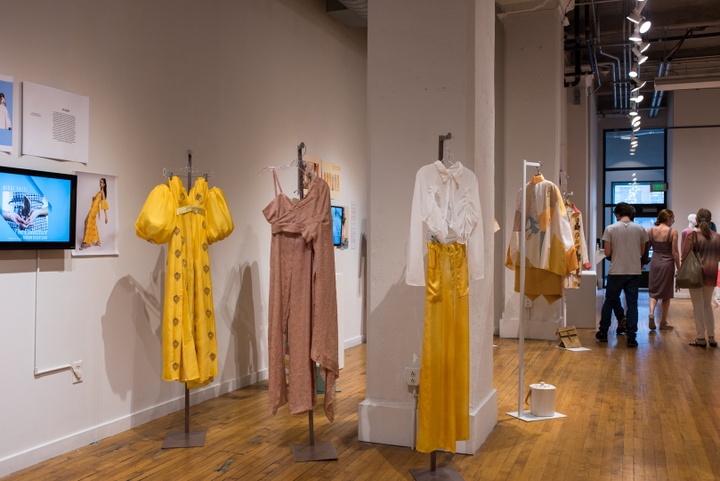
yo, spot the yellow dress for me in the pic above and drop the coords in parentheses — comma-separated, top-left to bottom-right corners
(135, 176, 234, 388)
(81, 191, 108, 247)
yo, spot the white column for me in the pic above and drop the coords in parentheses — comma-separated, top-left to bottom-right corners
(360, 0, 497, 454)
(498, 1, 568, 340)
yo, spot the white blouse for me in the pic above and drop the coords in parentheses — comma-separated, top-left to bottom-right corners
(406, 161, 484, 286)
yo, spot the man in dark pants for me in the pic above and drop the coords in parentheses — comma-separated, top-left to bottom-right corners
(597, 202, 648, 347)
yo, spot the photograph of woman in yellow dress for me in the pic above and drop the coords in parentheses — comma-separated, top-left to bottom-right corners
(80, 177, 108, 249)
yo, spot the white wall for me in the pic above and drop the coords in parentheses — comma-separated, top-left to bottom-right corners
(669, 89, 720, 242)
(0, 1, 367, 476)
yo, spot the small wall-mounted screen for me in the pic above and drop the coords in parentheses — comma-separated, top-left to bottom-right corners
(0, 166, 77, 250)
(331, 205, 344, 247)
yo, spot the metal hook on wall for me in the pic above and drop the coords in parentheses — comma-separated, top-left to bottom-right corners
(438, 132, 452, 160)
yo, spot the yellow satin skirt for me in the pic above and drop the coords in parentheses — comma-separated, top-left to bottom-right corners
(416, 241, 470, 453)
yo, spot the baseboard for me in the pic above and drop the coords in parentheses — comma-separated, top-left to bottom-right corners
(0, 369, 268, 478)
(344, 335, 366, 350)
(358, 389, 498, 454)
(358, 399, 417, 448)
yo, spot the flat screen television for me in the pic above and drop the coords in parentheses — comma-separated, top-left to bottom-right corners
(331, 205, 344, 247)
(0, 165, 77, 249)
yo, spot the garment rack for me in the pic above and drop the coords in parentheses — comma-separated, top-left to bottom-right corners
(289, 140, 338, 462)
(409, 133, 464, 481)
(161, 149, 207, 449)
(507, 160, 565, 422)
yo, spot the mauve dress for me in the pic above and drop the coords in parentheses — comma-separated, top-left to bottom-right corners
(648, 227, 675, 299)
(263, 171, 339, 421)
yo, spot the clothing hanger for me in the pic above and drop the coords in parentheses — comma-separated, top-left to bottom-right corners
(164, 150, 213, 184)
(258, 143, 311, 176)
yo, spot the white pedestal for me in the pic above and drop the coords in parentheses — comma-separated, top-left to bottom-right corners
(565, 271, 597, 329)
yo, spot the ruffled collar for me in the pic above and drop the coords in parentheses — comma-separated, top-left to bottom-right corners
(433, 160, 464, 186)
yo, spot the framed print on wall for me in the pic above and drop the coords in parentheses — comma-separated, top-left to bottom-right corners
(72, 171, 118, 256)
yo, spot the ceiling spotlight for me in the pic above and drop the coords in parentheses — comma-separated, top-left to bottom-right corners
(633, 124, 641, 132)
(630, 63, 639, 78)
(630, 77, 647, 93)
(632, 47, 648, 64)
(627, 10, 642, 24)
(629, 26, 642, 43)
(629, 104, 639, 116)
(632, 117, 641, 127)
(630, 94, 645, 103)
(631, 140, 639, 147)
(639, 18, 651, 34)
(638, 41, 650, 53)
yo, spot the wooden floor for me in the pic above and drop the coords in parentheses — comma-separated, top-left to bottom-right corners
(5, 292, 720, 480)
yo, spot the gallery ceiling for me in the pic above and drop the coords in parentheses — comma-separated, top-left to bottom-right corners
(326, 0, 720, 119)
(565, 0, 720, 117)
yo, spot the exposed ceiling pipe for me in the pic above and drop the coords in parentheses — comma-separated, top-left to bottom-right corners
(598, 48, 621, 109)
(649, 62, 670, 118)
(648, 28, 699, 118)
(565, 5, 583, 87)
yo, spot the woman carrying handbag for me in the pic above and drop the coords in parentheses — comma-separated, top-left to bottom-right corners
(681, 208, 720, 347)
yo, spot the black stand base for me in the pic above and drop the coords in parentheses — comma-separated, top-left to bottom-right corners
(291, 440, 339, 462)
(409, 466, 464, 480)
(162, 430, 206, 449)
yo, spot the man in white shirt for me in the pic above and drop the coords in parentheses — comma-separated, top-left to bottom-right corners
(596, 202, 648, 347)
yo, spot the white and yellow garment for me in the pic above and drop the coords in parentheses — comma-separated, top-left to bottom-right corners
(406, 160, 483, 453)
(505, 174, 578, 303)
(136, 176, 234, 388)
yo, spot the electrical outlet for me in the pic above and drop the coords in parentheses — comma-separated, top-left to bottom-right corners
(405, 367, 420, 386)
(71, 361, 83, 384)
(524, 298, 533, 308)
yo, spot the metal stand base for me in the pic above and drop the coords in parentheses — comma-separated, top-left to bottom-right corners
(162, 430, 206, 449)
(291, 440, 338, 462)
(507, 411, 566, 422)
(410, 466, 464, 480)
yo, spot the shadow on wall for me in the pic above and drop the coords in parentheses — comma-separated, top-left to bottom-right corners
(218, 224, 265, 385)
(102, 249, 175, 407)
(221, 261, 262, 384)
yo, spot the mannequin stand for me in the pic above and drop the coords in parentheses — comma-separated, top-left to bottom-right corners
(291, 410, 338, 462)
(162, 385, 206, 448)
(410, 451, 464, 480)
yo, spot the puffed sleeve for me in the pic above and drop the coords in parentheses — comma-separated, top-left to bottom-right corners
(205, 187, 234, 244)
(135, 185, 175, 244)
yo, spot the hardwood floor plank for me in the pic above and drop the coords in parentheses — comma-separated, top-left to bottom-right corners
(6, 293, 720, 480)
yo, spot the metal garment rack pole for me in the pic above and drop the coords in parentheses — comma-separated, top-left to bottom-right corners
(297, 142, 306, 199)
(410, 450, 464, 481)
(162, 149, 206, 449)
(289, 140, 337, 462)
(506, 160, 541, 421)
